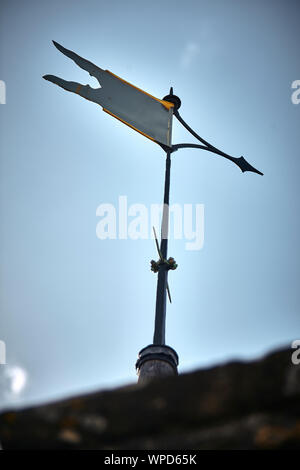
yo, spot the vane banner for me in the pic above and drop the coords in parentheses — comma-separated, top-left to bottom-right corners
(44, 42, 174, 147)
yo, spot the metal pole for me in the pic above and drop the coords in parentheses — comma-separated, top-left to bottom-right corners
(153, 150, 171, 345)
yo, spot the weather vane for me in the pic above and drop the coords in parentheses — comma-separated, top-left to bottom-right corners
(44, 41, 263, 382)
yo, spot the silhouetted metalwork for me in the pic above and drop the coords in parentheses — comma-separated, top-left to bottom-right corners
(43, 42, 263, 358)
(151, 88, 263, 345)
(171, 110, 263, 175)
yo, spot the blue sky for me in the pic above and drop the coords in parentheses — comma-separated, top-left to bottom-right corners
(0, 0, 299, 409)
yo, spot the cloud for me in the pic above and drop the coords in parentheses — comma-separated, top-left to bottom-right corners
(180, 42, 200, 70)
(0, 365, 27, 405)
(8, 366, 27, 395)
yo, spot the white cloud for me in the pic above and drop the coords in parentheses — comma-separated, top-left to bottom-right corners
(180, 42, 200, 70)
(9, 367, 27, 394)
(0, 365, 27, 404)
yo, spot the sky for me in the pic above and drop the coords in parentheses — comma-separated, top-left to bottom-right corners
(0, 0, 299, 410)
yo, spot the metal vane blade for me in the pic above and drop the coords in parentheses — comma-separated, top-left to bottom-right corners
(166, 283, 172, 303)
(153, 226, 163, 261)
(43, 41, 174, 147)
(153, 226, 172, 303)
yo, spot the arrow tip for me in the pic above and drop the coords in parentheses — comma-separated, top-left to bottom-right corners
(238, 156, 264, 176)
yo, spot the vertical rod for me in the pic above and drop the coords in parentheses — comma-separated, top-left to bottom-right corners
(153, 150, 171, 345)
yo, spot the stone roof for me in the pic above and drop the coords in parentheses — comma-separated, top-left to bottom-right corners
(0, 347, 299, 449)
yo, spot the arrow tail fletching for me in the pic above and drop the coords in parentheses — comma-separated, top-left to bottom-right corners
(167, 282, 172, 303)
(153, 227, 163, 261)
